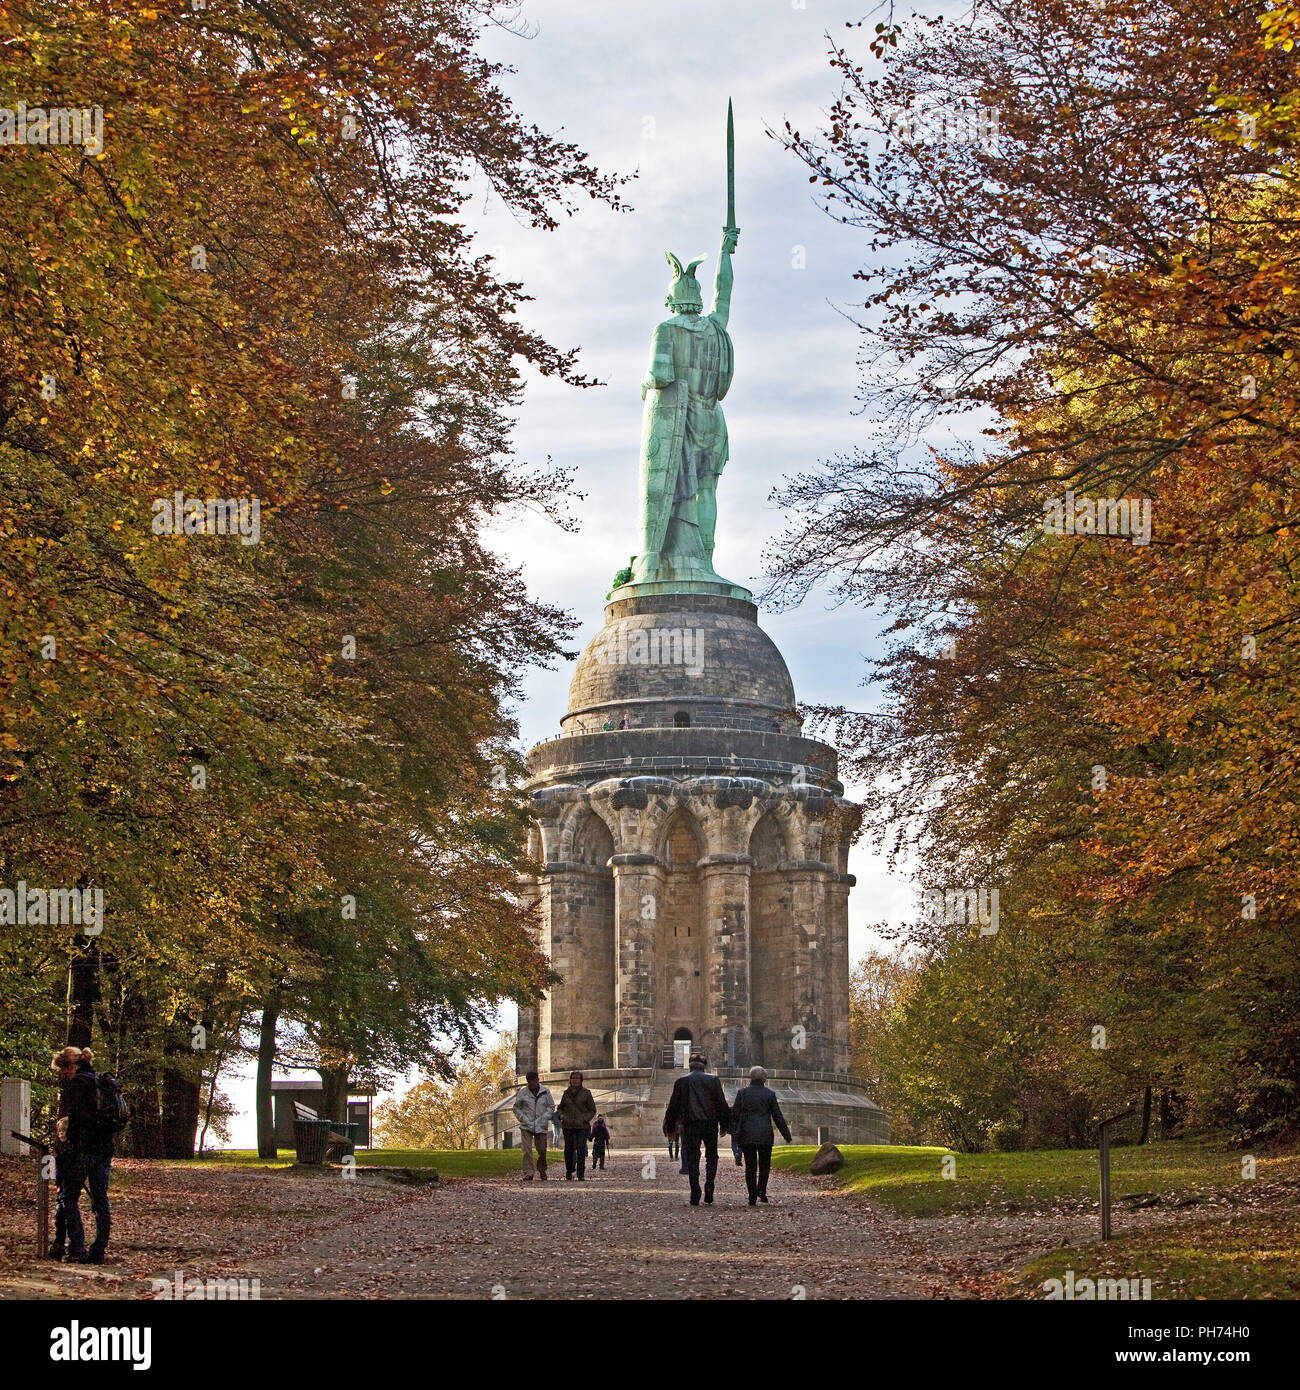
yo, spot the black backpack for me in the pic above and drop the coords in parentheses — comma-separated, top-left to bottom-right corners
(92, 1072, 130, 1133)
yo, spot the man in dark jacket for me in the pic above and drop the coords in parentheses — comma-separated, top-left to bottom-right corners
(52, 1046, 114, 1263)
(555, 1071, 597, 1180)
(730, 1066, 793, 1205)
(663, 1054, 731, 1206)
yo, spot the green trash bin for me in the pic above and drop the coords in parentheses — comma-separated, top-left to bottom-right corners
(292, 1118, 335, 1165)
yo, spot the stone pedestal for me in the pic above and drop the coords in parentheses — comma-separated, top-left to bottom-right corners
(484, 591, 885, 1148)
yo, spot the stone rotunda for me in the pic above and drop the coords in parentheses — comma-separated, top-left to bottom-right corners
(477, 584, 890, 1148)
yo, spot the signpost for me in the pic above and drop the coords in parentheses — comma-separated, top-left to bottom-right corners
(1097, 1106, 1136, 1240)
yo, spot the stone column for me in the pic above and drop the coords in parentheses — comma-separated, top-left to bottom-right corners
(610, 854, 663, 1068)
(536, 871, 556, 1075)
(698, 854, 753, 1067)
(826, 872, 855, 1074)
(514, 872, 542, 1077)
(785, 862, 833, 1072)
(542, 861, 616, 1072)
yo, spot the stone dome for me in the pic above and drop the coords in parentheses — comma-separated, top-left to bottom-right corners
(562, 593, 800, 736)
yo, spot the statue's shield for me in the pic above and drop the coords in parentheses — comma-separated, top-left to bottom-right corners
(637, 375, 688, 561)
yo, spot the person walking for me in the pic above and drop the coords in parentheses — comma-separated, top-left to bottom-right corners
(51, 1046, 117, 1263)
(666, 1129, 680, 1163)
(590, 1114, 611, 1170)
(730, 1066, 793, 1206)
(555, 1071, 597, 1180)
(511, 1071, 555, 1182)
(662, 1053, 731, 1206)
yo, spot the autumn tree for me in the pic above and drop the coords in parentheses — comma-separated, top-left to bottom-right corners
(769, 0, 1300, 1142)
(373, 1032, 516, 1150)
(1, 1, 621, 1153)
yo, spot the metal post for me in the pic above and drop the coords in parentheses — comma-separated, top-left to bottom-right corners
(1097, 1107, 1135, 1241)
(11, 1132, 49, 1258)
(36, 1152, 49, 1258)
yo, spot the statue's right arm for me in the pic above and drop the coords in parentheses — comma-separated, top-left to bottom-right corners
(710, 227, 738, 326)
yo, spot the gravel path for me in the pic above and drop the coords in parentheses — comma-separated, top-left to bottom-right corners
(253, 1154, 956, 1301)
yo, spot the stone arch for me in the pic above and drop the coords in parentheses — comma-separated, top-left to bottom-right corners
(749, 809, 787, 868)
(749, 810, 792, 1068)
(659, 806, 704, 867)
(769, 794, 813, 861)
(571, 810, 615, 868)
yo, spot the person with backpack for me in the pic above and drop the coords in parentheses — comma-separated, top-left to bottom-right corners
(51, 1045, 124, 1264)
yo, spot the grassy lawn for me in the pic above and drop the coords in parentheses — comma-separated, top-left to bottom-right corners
(1010, 1212, 1300, 1300)
(170, 1148, 521, 1178)
(769, 1139, 1300, 1218)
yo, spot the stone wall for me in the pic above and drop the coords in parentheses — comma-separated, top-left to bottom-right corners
(477, 1068, 890, 1150)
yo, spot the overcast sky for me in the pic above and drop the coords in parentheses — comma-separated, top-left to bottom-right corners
(225, 0, 965, 1141)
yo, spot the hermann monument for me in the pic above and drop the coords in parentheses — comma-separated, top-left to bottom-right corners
(478, 104, 888, 1148)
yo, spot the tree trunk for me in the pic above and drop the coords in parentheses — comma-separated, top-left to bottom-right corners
(123, 1078, 165, 1158)
(160, 1017, 201, 1159)
(256, 995, 280, 1159)
(318, 1064, 349, 1123)
(116, 986, 165, 1158)
(197, 1046, 226, 1157)
(66, 940, 100, 1048)
(1137, 1085, 1153, 1145)
(1159, 1087, 1183, 1138)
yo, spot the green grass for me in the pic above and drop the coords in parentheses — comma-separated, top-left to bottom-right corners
(1011, 1211, 1300, 1300)
(769, 1139, 1300, 1218)
(170, 1147, 521, 1178)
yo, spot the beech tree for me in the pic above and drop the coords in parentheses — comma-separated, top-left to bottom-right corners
(775, 1, 1300, 1142)
(1, 1, 621, 1152)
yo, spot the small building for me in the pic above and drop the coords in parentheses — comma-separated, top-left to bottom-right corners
(270, 1081, 375, 1148)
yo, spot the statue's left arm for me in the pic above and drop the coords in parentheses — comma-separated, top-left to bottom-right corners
(640, 321, 677, 401)
(709, 226, 739, 327)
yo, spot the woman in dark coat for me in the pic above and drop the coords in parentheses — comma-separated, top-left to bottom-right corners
(730, 1066, 793, 1206)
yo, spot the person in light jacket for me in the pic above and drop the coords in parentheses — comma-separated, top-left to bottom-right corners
(730, 1066, 793, 1206)
(511, 1071, 555, 1181)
